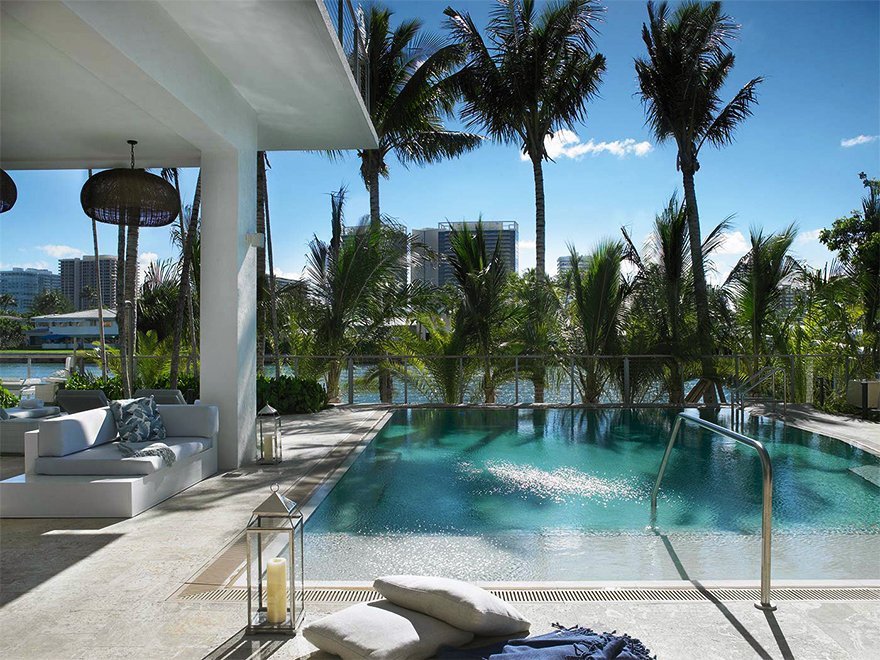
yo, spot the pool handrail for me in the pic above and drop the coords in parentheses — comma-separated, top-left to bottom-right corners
(650, 413, 776, 611)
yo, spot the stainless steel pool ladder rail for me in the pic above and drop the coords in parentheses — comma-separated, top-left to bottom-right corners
(731, 366, 787, 428)
(650, 413, 776, 611)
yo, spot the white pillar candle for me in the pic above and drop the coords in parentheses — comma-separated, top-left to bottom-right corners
(262, 430, 274, 461)
(265, 557, 287, 624)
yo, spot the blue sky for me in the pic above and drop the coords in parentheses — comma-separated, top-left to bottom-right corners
(2, 0, 878, 283)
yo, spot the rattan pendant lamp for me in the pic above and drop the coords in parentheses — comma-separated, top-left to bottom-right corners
(0, 169, 17, 213)
(80, 140, 179, 227)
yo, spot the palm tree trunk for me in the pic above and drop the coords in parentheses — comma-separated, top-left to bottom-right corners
(89, 170, 108, 379)
(115, 223, 130, 396)
(531, 156, 546, 278)
(170, 172, 201, 388)
(365, 153, 381, 228)
(681, 166, 717, 404)
(124, 223, 140, 395)
(256, 153, 268, 375)
(532, 369, 545, 404)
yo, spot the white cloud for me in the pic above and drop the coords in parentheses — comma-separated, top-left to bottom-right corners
(137, 252, 159, 287)
(520, 129, 653, 162)
(38, 244, 84, 259)
(518, 240, 536, 250)
(797, 228, 822, 244)
(273, 268, 303, 281)
(840, 135, 879, 148)
(714, 230, 750, 255)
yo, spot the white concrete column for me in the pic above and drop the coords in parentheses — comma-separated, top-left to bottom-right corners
(199, 147, 257, 470)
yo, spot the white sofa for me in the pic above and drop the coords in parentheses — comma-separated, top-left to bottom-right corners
(0, 406, 63, 454)
(0, 404, 218, 518)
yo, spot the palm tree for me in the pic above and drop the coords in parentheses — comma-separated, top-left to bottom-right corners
(162, 169, 201, 388)
(565, 242, 627, 403)
(447, 221, 516, 403)
(724, 225, 801, 370)
(445, 0, 606, 277)
(0, 293, 17, 312)
(622, 194, 730, 402)
(359, 4, 482, 227)
(510, 270, 561, 402)
(635, 0, 763, 400)
(301, 187, 413, 401)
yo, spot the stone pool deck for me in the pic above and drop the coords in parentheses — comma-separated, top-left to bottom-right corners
(747, 403, 880, 456)
(0, 405, 877, 659)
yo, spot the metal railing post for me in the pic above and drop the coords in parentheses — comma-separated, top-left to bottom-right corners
(347, 357, 354, 405)
(623, 357, 631, 405)
(336, 0, 344, 42)
(458, 356, 464, 404)
(294, 356, 299, 377)
(403, 357, 408, 405)
(569, 358, 575, 405)
(651, 414, 775, 611)
(514, 357, 519, 404)
(26, 356, 32, 380)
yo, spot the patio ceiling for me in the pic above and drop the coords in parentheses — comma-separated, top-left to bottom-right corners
(0, 0, 377, 170)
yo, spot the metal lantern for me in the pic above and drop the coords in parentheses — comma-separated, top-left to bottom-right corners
(1, 169, 17, 213)
(257, 404, 282, 464)
(80, 140, 179, 227)
(245, 483, 304, 635)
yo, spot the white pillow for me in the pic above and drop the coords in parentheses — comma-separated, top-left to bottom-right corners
(373, 575, 530, 636)
(302, 600, 473, 660)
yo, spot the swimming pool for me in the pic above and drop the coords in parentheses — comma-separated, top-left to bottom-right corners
(304, 408, 880, 582)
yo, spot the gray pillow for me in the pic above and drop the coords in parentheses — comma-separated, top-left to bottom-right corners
(374, 575, 530, 636)
(302, 600, 472, 660)
(110, 397, 166, 443)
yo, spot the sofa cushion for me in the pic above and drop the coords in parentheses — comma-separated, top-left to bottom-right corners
(38, 407, 117, 457)
(111, 397, 166, 443)
(34, 437, 213, 476)
(302, 600, 473, 660)
(157, 404, 219, 438)
(374, 576, 530, 636)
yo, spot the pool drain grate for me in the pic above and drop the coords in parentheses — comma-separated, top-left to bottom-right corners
(178, 586, 880, 604)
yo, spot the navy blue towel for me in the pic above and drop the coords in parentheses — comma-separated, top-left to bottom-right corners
(437, 624, 655, 660)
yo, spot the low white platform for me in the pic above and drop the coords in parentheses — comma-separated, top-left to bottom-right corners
(0, 443, 217, 518)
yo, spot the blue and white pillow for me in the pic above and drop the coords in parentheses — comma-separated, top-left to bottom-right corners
(110, 397, 167, 443)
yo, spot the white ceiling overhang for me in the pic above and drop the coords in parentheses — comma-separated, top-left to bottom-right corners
(0, 0, 378, 170)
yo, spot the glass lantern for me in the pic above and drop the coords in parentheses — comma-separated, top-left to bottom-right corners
(257, 404, 282, 464)
(246, 483, 304, 635)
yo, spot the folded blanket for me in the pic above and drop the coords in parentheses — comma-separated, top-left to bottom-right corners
(438, 624, 655, 660)
(117, 441, 176, 467)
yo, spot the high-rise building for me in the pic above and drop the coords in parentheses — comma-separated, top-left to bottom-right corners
(556, 254, 588, 277)
(410, 228, 440, 287)
(0, 268, 61, 314)
(342, 223, 409, 286)
(59, 255, 118, 311)
(412, 221, 518, 287)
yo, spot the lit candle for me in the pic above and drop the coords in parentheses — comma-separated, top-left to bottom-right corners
(262, 430, 274, 462)
(266, 557, 287, 624)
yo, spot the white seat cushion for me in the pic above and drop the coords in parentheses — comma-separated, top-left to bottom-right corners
(5, 406, 61, 420)
(34, 437, 212, 476)
(302, 600, 472, 660)
(374, 576, 530, 636)
(38, 407, 117, 456)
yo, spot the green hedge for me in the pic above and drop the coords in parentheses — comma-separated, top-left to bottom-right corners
(63, 373, 124, 400)
(257, 375, 327, 414)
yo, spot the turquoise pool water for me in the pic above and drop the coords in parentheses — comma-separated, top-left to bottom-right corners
(304, 409, 880, 581)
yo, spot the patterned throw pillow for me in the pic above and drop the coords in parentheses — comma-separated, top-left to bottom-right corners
(110, 397, 167, 443)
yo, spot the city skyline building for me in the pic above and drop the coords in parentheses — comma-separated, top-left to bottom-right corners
(59, 255, 119, 311)
(0, 267, 61, 314)
(411, 221, 519, 287)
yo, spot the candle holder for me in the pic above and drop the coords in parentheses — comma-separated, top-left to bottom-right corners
(245, 483, 304, 635)
(256, 404, 282, 464)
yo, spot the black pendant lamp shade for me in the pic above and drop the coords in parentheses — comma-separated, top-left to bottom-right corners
(80, 140, 179, 227)
(1, 169, 17, 213)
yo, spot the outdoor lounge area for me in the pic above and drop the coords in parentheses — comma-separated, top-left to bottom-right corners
(2, 0, 879, 658)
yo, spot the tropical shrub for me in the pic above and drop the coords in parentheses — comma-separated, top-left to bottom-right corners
(63, 372, 124, 400)
(257, 375, 327, 414)
(0, 385, 19, 408)
(152, 373, 200, 404)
